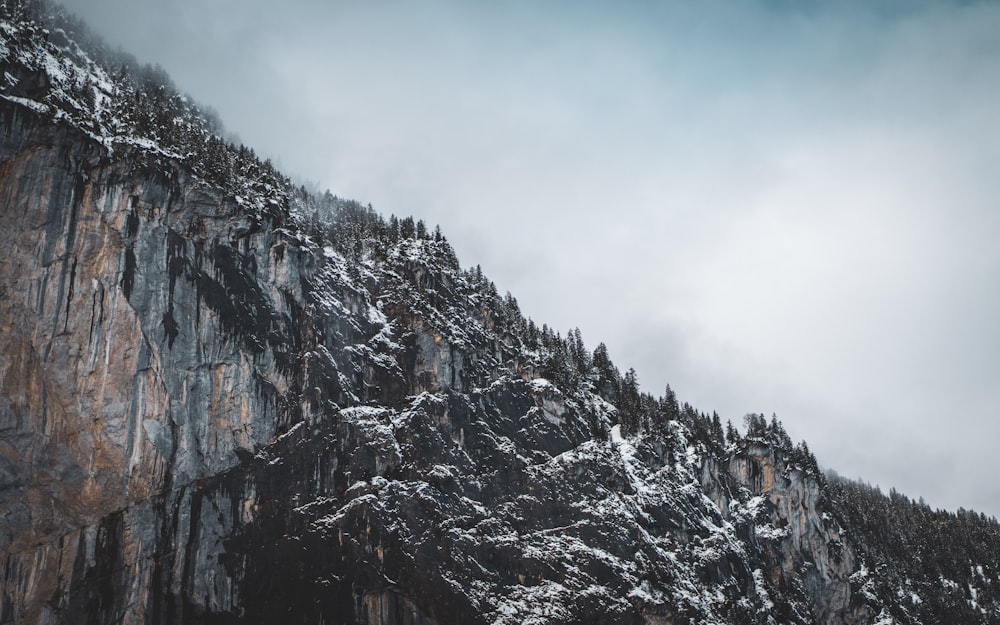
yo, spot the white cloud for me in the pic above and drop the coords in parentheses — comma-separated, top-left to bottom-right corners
(68, 0, 1000, 516)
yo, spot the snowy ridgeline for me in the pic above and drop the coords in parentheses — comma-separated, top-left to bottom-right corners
(0, 4, 295, 217)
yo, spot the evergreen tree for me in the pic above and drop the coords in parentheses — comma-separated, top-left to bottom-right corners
(662, 385, 680, 422)
(400, 216, 415, 239)
(591, 342, 620, 402)
(388, 215, 400, 242)
(725, 420, 740, 445)
(710, 412, 725, 450)
(768, 414, 793, 449)
(619, 368, 642, 436)
(744, 413, 768, 439)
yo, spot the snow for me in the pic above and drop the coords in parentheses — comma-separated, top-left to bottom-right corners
(344, 475, 389, 500)
(0, 93, 47, 112)
(276, 421, 305, 441)
(850, 564, 870, 581)
(491, 580, 575, 625)
(340, 405, 390, 420)
(873, 609, 899, 625)
(315, 493, 379, 526)
(41, 53, 67, 82)
(745, 495, 766, 515)
(427, 464, 458, 481)
(528, 378, 553, 391)
(611, 432, 656, 497)
(610, 423, 624, 443)
(628, 580, 666, 604)
(366, 302, 388, 325)
(755, 523, 790, 541)
(752, 568, 775, 610)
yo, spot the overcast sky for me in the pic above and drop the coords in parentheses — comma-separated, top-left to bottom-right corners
(64, 0, 1000, 517)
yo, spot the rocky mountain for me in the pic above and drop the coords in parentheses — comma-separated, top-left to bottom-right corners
(1, 3, 998, 624)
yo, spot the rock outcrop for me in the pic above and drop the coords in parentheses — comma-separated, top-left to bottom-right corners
(1, 5, 998, 625)
(0, 97, 865, 625)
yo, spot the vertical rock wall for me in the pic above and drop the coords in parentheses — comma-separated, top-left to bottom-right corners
(728, 444, 870, 625)
(0, 104, 304, 623)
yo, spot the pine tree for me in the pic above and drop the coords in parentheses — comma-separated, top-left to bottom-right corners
(388, 215, 400, 242)
(725, 420, 740, 445)
(591, 342, 620, 401)
(400, 216, 416, 239)
(662, 385, 680, 422)
(710, 412, 725, 450)
(619, 368, 642, 436)
(768, 414, 793, 449)
(744, 413, 768, 439)
(567, 328, 590, 382)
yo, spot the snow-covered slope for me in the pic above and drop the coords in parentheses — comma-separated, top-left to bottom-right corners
(0, 3, 998, 624)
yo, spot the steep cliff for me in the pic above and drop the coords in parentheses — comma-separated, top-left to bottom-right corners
(0, 102, 870, 623)
(0, 4, 998, 625)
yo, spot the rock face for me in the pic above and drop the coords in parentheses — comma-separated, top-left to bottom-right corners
(1, 7, 999, 625)
(727, 445, 867, 625)
(0, 102, 300, 622)
(0, 99, 860, 625)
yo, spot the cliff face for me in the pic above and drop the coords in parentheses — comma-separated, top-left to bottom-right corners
(0, 99, 871, 625)
(2, 7, 999, 625)
(0, 102, 301, 621)
(727, 445, 868, 625)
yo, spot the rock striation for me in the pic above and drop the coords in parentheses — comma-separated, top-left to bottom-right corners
(0, 5, 998, 625)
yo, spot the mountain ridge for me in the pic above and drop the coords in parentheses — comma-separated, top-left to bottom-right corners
(0, 3, 998, 624)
